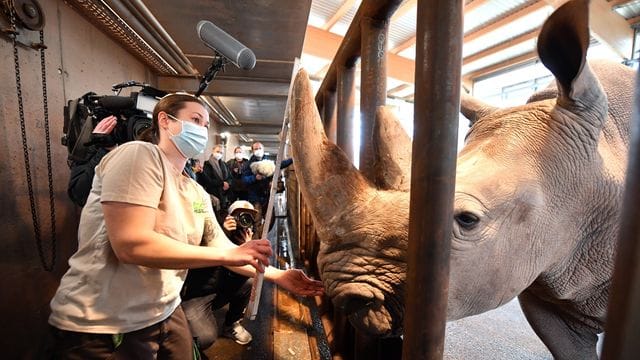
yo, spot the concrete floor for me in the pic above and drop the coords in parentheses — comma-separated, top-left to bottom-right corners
(444, 299, 552, 359)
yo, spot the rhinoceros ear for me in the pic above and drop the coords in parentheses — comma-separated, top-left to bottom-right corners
(373, 106, 412, 191)
(460, 91, 498, 125)
(537, 0, 606, 117)
(290, 69, 373, 229)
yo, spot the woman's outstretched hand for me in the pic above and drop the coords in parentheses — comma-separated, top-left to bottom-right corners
(274, 268, 324, 296)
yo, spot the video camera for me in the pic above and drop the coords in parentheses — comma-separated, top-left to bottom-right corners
(62, 81, 166, 163)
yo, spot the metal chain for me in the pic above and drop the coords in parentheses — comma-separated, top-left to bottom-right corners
(39, 28, 57, 271)
(10, 2, 56, 271)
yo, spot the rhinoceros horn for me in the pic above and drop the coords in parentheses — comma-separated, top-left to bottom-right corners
(459, 91, 497, 124)
(373, 106, 412, 191)
(289, 69, 376, 240)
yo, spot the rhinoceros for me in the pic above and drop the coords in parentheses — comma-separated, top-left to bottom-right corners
(289, 0, 635, 358)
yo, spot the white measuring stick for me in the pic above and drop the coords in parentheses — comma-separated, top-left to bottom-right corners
(246, 58, 300, 320)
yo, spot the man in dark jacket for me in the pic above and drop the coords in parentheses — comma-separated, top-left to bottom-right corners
(241, 142, 270, 223)
(197, 144, 233, 216)
(226, 146, 249, 202)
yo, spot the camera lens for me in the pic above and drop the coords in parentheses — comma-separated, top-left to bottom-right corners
(236, 212, 254, 228)
(128, 115, 152, 140)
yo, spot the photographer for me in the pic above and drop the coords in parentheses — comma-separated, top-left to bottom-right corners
(48, 93, 324, 359)
(67, 115, 118, 207)
(181, 201, 259, 351)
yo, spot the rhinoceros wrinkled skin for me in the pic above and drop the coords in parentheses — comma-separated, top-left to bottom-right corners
(289, 0, 635, 358)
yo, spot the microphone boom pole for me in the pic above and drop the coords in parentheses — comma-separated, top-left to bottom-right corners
(195, 52, 227, 97)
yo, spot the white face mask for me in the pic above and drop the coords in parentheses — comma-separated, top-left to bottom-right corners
(166, 114, 208, 158)
(253, 149, 264, 158)
(235, 152, 243, 160)
(213, 152, 223, 161)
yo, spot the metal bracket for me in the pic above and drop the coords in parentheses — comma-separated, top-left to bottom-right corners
(0, 0, 44, 48)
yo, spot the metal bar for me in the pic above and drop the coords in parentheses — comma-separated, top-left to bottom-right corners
(102, 0, 189, 74)
(127, 0, 197, 74)
(337, 65, 356, 162)
(323, 90, 338, 143)
(359, 16, 388, 178)
(402, 0, 463, 359)
(601, 69, 640, 360)
(314, 0, 403, 108)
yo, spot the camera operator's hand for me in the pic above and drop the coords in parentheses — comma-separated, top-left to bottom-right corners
(223, 215, 236, 232)
(92, 115, 118, 150)
(225, 239, 272, 272)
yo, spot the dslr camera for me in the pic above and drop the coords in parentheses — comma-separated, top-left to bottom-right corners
(234, 210, 256, 231)
(62, 81, 166, 163)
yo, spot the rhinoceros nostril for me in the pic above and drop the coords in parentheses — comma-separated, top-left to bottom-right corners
(341, 296, 374, 315)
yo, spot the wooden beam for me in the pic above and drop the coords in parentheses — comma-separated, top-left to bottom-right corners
(387, 83, 411, 95)
(390, 0, 417, 21)
(390, 0, 493, 54)
(464, 0, 491, 13)
(220, 124, 282, 135)
(313, 63, 331, 78)
(463, 28, 540, 65)
(157, 76, 290, 97)
(464, 1, 548, 43)
(323, 0, 358, 30)
(303, 25, 415, 84)
(390, 35, 416, 53)
(463, 50, 537, 83)
(544, 0, 634, 59)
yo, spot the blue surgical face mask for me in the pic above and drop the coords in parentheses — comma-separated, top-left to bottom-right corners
(166, 114, 208, 158)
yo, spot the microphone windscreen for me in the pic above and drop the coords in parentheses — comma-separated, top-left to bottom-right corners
(197, 20, 256, 70)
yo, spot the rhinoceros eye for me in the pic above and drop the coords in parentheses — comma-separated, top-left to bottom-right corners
(455, 212, 479, 230)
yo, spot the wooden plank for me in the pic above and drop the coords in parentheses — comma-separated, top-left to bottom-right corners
(463, 28, 540, 65)
(303, 25, 415, 84)
(464, 1, 548, 43)
(323, 0, 358, 30)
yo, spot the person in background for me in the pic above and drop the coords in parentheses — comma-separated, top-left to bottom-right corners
(197, 145, 233, 218)
(67, 115, 118, 207)
(227, 146, 249, 202)
(192, 159, 203, 175)
(242, 142, 293, 236)
(48, 93, 323, 359)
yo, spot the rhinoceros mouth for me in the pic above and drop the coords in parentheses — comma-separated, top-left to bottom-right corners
(330, 282, 404, 337)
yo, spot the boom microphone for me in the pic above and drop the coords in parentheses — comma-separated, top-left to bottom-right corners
(197, 20, 256, 70)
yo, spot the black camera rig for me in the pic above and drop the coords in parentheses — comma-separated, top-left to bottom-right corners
(62, 81, 166, 164)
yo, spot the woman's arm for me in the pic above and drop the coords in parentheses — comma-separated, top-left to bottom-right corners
(103, 201, 271, 271)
